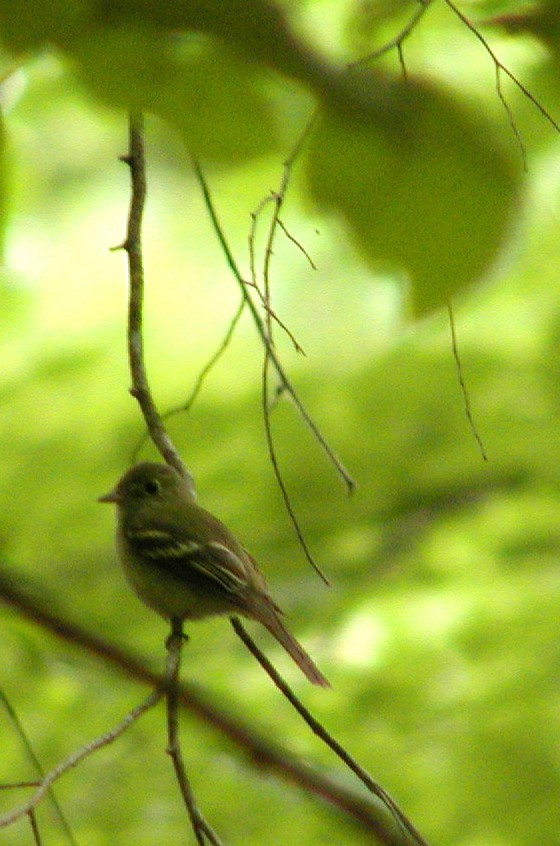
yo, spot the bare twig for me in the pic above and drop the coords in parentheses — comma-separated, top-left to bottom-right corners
(116, 112, 190, 481)
(192, 151, 354, 587)
(248, 197, 306, 352)
(253, 113, 333, 585)
(231, 618, 429, 846)
(447, 303, 488, 462)
(0, 570, 417, 837)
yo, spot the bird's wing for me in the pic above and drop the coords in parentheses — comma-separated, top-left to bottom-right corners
(124, 526, 248, 595)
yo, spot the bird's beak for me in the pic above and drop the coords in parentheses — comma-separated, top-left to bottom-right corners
(98, 487, 121, 504)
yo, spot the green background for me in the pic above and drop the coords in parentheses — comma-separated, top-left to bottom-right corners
(1, 1, 560, 844)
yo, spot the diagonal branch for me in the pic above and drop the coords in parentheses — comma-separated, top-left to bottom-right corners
(231, 617, 429, 846)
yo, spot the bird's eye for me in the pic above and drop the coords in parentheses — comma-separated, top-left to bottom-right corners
(143, 478, 161, 496)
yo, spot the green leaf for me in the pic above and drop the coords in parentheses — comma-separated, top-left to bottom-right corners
(305, 73, 521, 313)
(71, 29, 279, 164)
(0, 0, 90, 52)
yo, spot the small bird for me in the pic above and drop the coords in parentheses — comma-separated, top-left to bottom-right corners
(99, 462, 329, 687)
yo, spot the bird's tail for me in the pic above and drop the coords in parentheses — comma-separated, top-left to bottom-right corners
(256, 603, 330, 688)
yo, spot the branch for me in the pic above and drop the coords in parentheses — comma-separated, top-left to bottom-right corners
(0, 569, 420, 838)
(249, 113, 332, 585)
(444, 0, 560, 168)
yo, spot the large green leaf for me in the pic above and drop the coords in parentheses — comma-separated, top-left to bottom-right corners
(71, 29, 279, 164)
(305, 73, 521, 313)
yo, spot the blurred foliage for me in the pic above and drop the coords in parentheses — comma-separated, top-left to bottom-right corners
(1, 1, 560, 845)
(0, 0, 526, 311)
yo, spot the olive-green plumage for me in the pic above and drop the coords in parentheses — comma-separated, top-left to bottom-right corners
(99, 462, 329, 687)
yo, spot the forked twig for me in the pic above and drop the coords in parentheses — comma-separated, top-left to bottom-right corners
(251, 114, 333, 585)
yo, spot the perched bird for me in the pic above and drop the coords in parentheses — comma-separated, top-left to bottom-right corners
(99, 462, 329, 687)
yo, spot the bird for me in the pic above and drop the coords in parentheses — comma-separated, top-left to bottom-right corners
(99, 461, 329, 687)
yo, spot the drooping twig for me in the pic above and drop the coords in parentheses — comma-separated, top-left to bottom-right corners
(248, 195, 306, 352)
(0, 569, 417, 837)
(261, 354, 330, 585)
(276, 218, 317, 270)
(231, 617, 429, 846)
(447, 303, 488, 462)
(115, 112, 190, 481)
(166, 620, 224, 846)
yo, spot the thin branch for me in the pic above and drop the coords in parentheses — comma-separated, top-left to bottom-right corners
(166, 620, 224, 846)
(173, 295, 246, 415)
(116, 112, 190, 481)
(248, 197, 305, 352)
(260, 115, 317, 308)
(0, 782, 41, 791)
(447, 303, 488, 462)
(231, 618, 429, 846)
(0, 686, 163, 829)
(0, 570, 415, 837)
